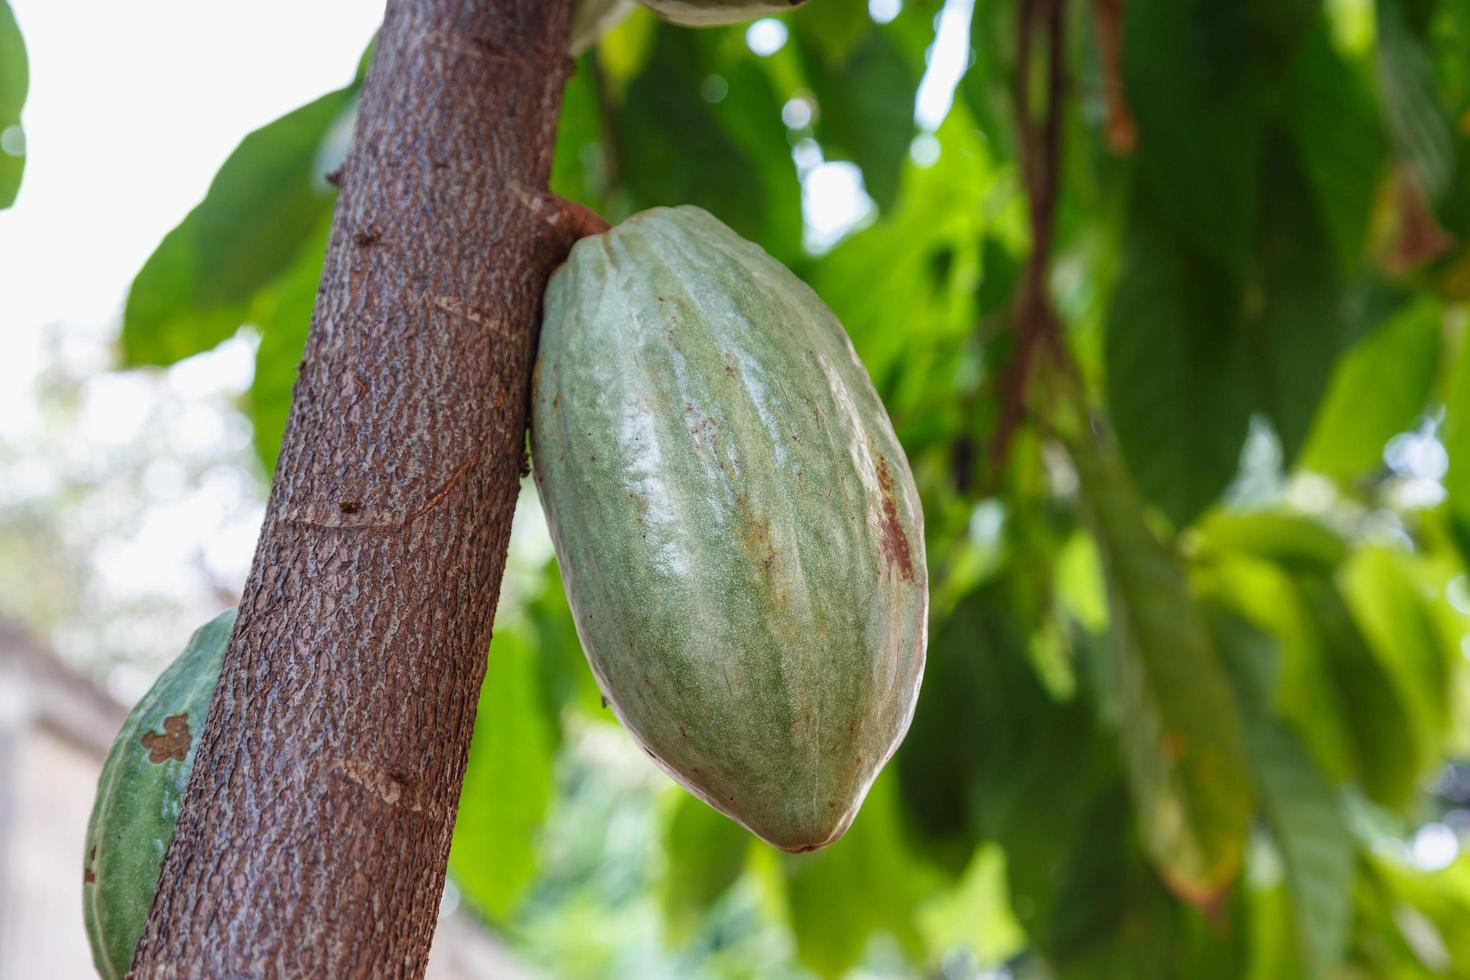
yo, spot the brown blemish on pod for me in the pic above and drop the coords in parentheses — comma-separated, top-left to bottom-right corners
(140, 714, 192, 764)
(875, 457, 915, 581)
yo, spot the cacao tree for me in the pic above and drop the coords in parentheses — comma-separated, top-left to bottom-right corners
(78, 0, 1470, 976)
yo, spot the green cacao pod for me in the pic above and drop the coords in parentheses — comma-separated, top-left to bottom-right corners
(639, 0, 810, 28)
(82, 610, 233, 980)
(531, 206, 927, 851)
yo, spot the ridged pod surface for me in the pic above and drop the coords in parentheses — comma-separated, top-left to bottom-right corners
(82, 611, 234, 980)
(531, 206, 927, 851)
(640, 0, 809, 27)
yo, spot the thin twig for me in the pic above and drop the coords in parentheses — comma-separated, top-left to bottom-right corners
(988, 0, 1069, 476)
(1093, 0, 1136, 153)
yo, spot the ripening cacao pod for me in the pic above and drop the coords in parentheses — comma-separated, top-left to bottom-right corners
(639, 0, 810, 28)
(82, 611, 233, 980)
(531, 206, 927, 851)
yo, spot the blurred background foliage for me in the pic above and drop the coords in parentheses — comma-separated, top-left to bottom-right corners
(19, 0, 1470, 975)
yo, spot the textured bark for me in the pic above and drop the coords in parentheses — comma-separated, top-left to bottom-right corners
(132, 0, 580, 975)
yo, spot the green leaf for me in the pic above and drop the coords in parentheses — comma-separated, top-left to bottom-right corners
(895, 589, 1054, 859)
(788, 0, 872, 64)
(1194, 511, 1348, 572)
(915, 844, 1025, 966)
(247, 220, 330, 475)
(1106, 193, 1251, 527)
(1278, 24, 1385, 271)
(527, 559, 607, 729)
(1377, 0, 1457, 209)
(0, 0, 27, 209)
(1243, 138, 1354, 462)
(618, 25, 800, 263)
(797, 26, 918, 212)
(1201, 556, 1357, 785)
(1069, 431, 1253, 906)
(1367, 851, 1470, 972)
(448, 627, 557, 922)
(811, 106, 997, 396)
(1442, 325, 1470, 523)
(1252, 721, 1354, 979)
(122, 87, 354, 366)
(1299, 299, 1439, 478)
(658, 791, 751, 942)
(550, 55, 613, 213)
(782, 774, 940, 978)
(960, 0, 1016, 160)
(1211, 609, 1354, 980)
(1295, 574, 1426, 809)
(1123, 0, 1266, 274)
(1340, 547, 1453, 751)
(1022, 779, 1250, 980)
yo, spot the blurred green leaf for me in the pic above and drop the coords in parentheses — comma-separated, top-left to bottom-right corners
(1341, 547, 1453, 751)
(619, 25, 800, 263)
(1070, 430, 1253, 906)
(1194, 511, 1349, 572)
(550, 55, 613, 214)
(812, 106, 997, 399)
(796, 25, 918, 212)
(1105, 193, 1251, 527)
(1442, 323, 1470, 525)
(1212, 608, 1354, 980)
(788, 0, 871, 64)
(658, 791, 751, 942)
(1245, 882, 1304, 980)
(895, 589, 1054, 862)
(781, 774, 940, 978)
(1278, 24, 1385, 271)
(1124, 0, 1266, 275)
(915, 844, 1025, 966)
(122, 86, 353, 366)
(1299, 299, 1439, 478)
(528, 559, 608, 729)
(961, 0, 1016, 159)
(1202, 556, 1358, 785)
(448, 627, 557, 922)
(247, 220, 329, 474)
(1368, 851, 1470, 972)
(1377, 0, 1457, 209)
(1296, 575, 1426, 810)
(1252, 725, 1354, 979)
(1243, 138, 1354, 462)
(0, 0, 26, 209)
(594, 4, 656, 90)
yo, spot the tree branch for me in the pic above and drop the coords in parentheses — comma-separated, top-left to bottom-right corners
(989, 0, 1068, 474)
(132, 1, 584, 975)
(1093, 0, 1136, 154)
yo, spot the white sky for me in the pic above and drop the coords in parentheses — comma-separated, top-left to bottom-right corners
(0, 0, 385, 425)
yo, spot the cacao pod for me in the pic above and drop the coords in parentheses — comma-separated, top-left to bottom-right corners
(82, 610, 233, 980)
(531, 206, 927, 851)
(639, 0, 810, 28)
(571, 0, 634, 54)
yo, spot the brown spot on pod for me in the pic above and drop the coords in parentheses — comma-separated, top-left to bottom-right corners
(140, 713, 191, 764)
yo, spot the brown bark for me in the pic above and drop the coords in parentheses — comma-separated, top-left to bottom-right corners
(132, 0, 582, 975)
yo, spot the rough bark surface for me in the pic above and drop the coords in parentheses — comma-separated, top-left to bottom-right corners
(132, 0, 579, 975)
